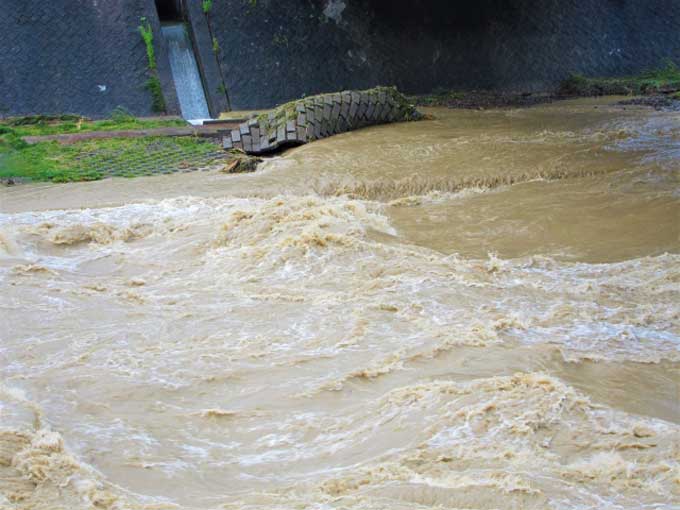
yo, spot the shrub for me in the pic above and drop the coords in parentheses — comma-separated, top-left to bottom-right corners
(138, 20, 156, 70)
(145, 76, 167, 113)
(138, 18, 166, 113)
(110, 106, 136, 123)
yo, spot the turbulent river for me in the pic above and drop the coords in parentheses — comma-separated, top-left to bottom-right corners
(1, 98, 679, 509)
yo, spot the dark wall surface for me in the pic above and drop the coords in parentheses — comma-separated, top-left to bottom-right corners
(0, 0, 179, 118)
(1, 0, 679, 116)
(213, 0, 680, 109)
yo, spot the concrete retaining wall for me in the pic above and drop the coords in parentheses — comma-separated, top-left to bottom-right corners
(210, 0, 680, 109)
(1, 0, 679, 117)
(0, 0, 180, 118)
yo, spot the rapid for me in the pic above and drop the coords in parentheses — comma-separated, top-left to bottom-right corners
(0, 98, 678, 509)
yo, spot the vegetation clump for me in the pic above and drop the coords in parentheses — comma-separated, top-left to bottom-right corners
(410, 89, 466, 106)
(221, 149, 261, 173)
(559, 61, 680, 97)
(138, 18, 167, 113)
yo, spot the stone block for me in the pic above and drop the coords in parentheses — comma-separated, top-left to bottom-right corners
(223, 137, 233, 150)
(296, 126, 307, 141)
(231, 129, 241, 142)
(374, 102, 383, 120)
(366, 102, 375, 119)
(340, 101, 349, 119)
(357, 100, 367, 119)
(306, 124, 316, 141)
(277, 124, 286, 141)
(331, 103, 341, 120)
(251, 127, 260, 141)
(240, 123, 250, 135)
(323, 104, 332, 120)
(297, 113, 306, 126)
(349, 101, 358, 118)
(327, 118, 337, 135)
(286, 120, 296, 133)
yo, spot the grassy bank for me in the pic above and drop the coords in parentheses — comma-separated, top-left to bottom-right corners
(0, 110, 228, 183)
(0, 129, 224, 183)
(0, 111, 187, 138)
(559, 62, 680, 97)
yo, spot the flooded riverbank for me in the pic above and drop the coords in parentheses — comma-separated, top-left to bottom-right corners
(1, 98, 678, 509)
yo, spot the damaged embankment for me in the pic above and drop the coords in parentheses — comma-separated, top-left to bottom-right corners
(1, 87, 421, 183)
(222, 86, 423, 155)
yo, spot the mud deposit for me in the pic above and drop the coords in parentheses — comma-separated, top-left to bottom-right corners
(1, 99, 679, 509)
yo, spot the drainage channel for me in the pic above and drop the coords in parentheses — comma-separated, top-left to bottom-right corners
(161, 23, 210, 124)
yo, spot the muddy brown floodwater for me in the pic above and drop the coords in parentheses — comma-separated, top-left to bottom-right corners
(1, 98, 679, 509)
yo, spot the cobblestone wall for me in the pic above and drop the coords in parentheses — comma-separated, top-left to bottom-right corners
(222, 87, 421, 155)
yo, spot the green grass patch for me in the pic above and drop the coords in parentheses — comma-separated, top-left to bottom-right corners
(559, 61, 680, 97)
(0, 132, 221, 183)
(0, 113, 186, 137)
(0, 137, 101, 182)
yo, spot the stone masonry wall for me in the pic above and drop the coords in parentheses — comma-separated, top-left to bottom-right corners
(222, 87, 421, 155)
